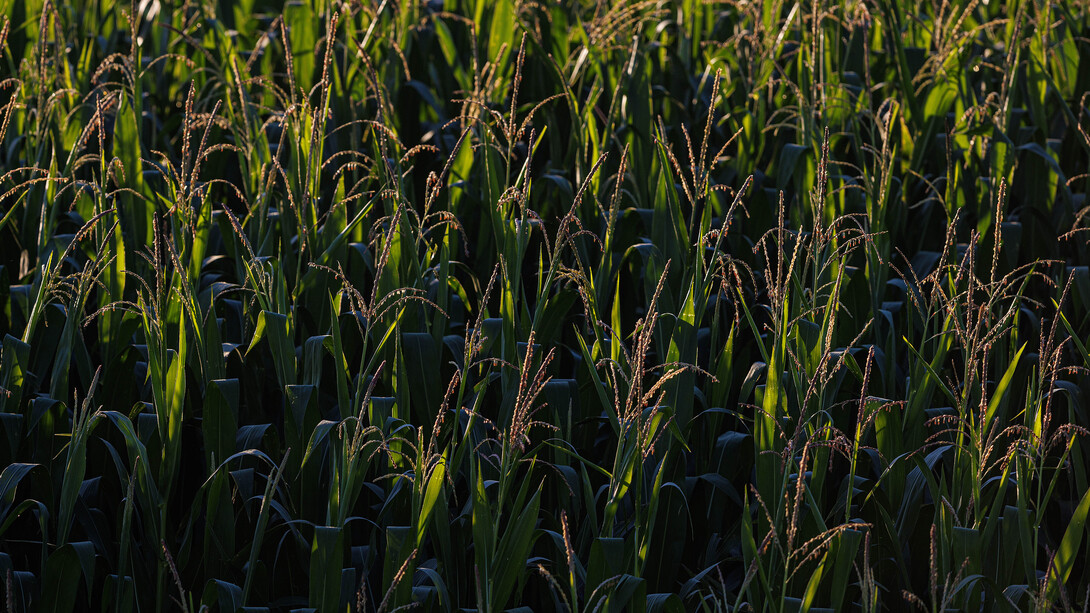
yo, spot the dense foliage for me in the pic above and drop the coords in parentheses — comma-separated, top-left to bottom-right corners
(1, 0, 1089, 610)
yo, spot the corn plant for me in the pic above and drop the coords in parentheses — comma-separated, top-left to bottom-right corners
(2, 1, 1090, 611)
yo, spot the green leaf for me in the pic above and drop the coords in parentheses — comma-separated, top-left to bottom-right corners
(985, 343, 1026, 437)
(646, 593, 686, 613)
(0, 334, 30, 414)
(492, 487, 541, 610)
(827, 528, 863, 611)
(309, 526, 344, 613)
(472, 467, 495, 594)
(113, 92, 150, 248)
(486, 0, 516, 65)
(586, 537, 626, 604)
(401, 332, 442, 425)
(302, 335, 331, 388)
(1043, 482, 1090, 606)
(645, 481, 688, 590)
(204, 379, 239, 469)
(0, 463, 39, 523)
(40, 544, 84, 613)
(202, 579, 243, 612)
(284, 384, 318, 458)
(592, 574, 647, 613)
(417, 459, 446, 547)
(247, 311, 297, 388)
(284, 1, 316, 90)
(0, 413, 22, 466)
(382, 525, 415, 608)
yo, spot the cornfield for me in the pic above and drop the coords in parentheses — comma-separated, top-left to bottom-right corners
(1, 0, 1089, 611)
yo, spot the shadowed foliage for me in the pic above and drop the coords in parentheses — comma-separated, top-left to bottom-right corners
(1, 0, 1089, 611)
